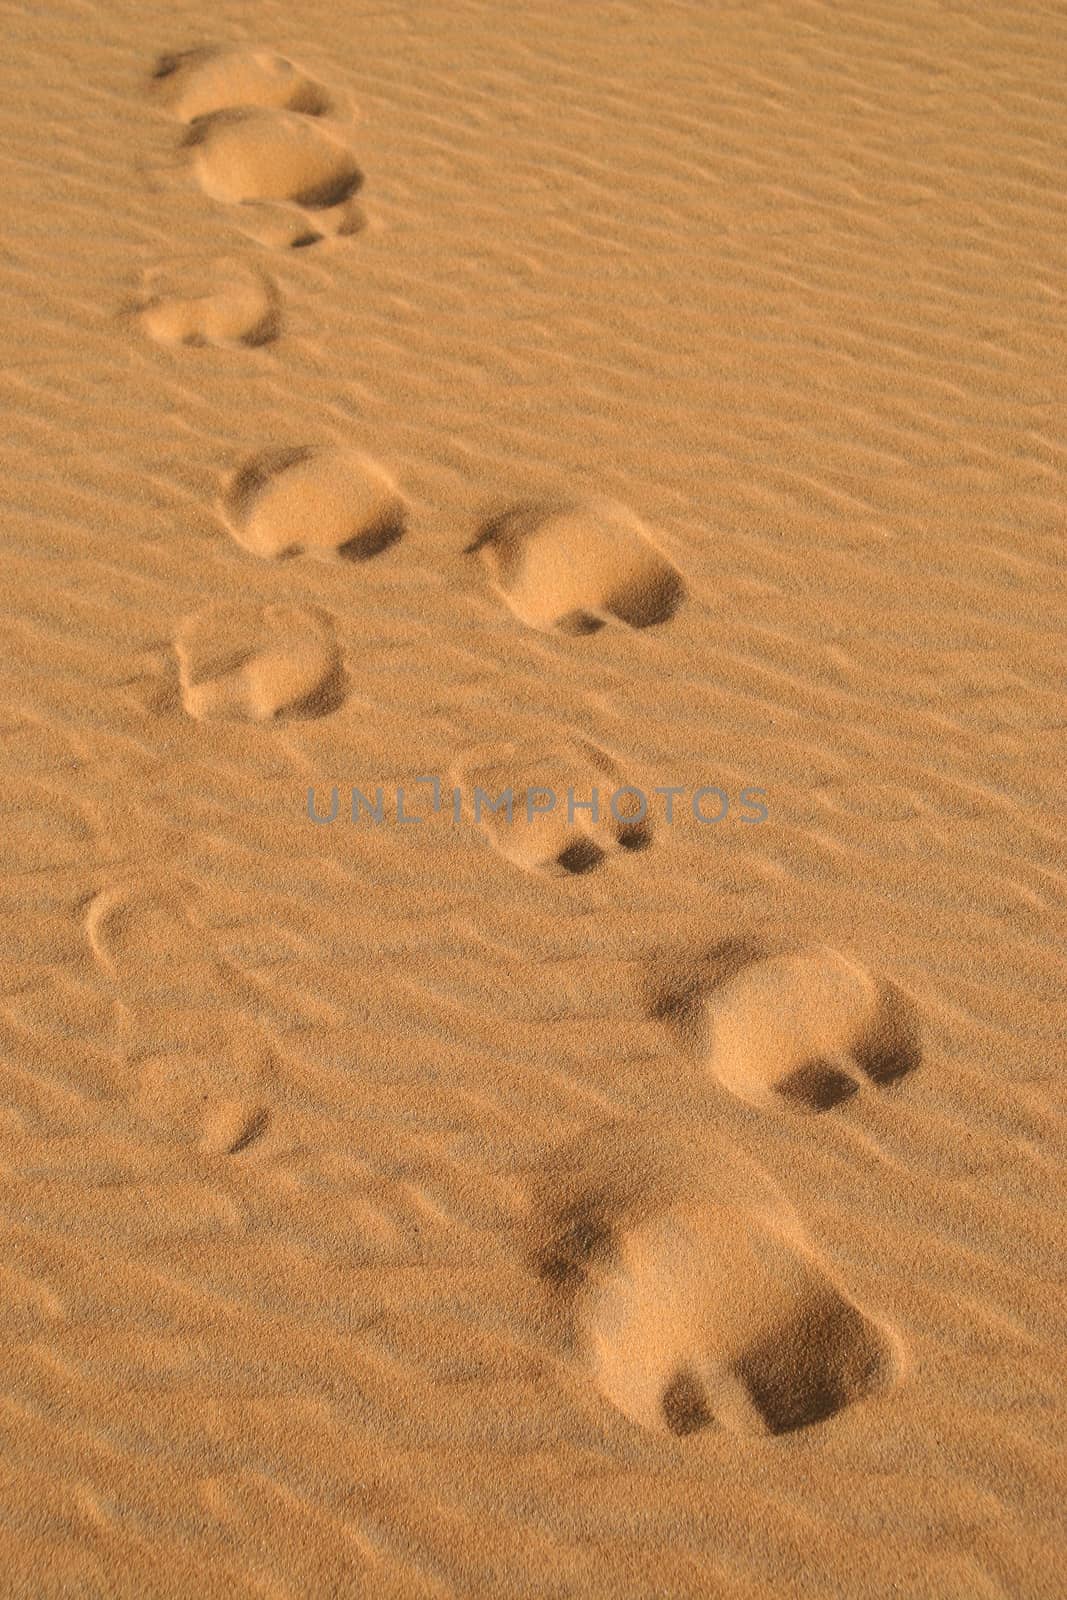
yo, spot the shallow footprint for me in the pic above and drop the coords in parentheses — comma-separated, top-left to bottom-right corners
(152, 44, 333, 121)
(529, 1121, 900, 1438)
(134, 1045, 275, 1155)
(133, 257, 280, 348)
(452, 735, 651, 877)
(230, 196, 366, 250)
(223, 446, 405, 560)
(185, 106, 364, 240)
(86, 874, 218, 987)
(468, 498, 686, 634)
(653, 941, 922, 1113)
(174, 601, 345, 721)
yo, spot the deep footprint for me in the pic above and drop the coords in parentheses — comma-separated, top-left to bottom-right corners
(174, 601, 346, 721)
(468, 498, 686, 634)
(679, 943, 923, 1114)
(134, 257, 280, 348)
(223, 446, 405, 561)
(152, 44, 333, 121)
(528, 1121, 900, 1438)
(452, 735, 652, 877)
(183, 108, 364, 242)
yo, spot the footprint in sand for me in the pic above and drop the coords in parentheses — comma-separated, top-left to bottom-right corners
(86, 874, 220, 988)
(650, 940, 922, 1114)
(528, 1121, 901, 1438)
(452, 735, 652, 877)
(183, 108, 364, 247)
(137, 1052, 272, 1157)
(223, 446, 406, 561)
(152, 44, 334, 122)
(468, 498, 687, 635)
(174, 600, 346, 721)
(133, 257, 281, 348)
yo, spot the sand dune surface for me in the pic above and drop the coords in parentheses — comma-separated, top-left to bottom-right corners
(0, 1, 1064, 1596)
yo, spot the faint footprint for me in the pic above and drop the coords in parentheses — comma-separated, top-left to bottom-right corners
(223, 446, 405, 561)
(468, 498, 686, 634)
(87, 874, 219, 987)
(452, 735, 651, 877)
(200, 1100, 271, 1157)
(132, 257, 280, 347)
(174, 601, 346, 721)
(650, 940, 922, 1113)
(135, 1047, 274, 1155)
(528, 1120, 901, 1438)
(183, 108, 364, 243)
(152, 44, 334, 122)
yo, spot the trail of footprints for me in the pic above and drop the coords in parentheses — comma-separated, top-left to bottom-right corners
(117, 42, 923, 1446)
(138, 45, 363, 348)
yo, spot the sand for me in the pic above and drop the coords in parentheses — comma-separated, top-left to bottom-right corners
(1, 1, 1064, 1596)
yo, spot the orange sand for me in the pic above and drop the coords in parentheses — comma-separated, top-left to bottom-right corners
(0, 3, 1064, 1596)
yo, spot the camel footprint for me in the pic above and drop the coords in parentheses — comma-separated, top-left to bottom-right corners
(452, 735, 651, 877)
(651, 941, 922, 1114)
(152, 44, 334, 122)
(138, 1052, 272, 1157)
(151, 44, 361, 249)
(223, 446, 406, 561)
(183, 108, 364, 247)
(529, 1121, 901, 1438)
(174, 601, 346, 721)
(133, 257, 280, 347)
(468, 498, 687, 634)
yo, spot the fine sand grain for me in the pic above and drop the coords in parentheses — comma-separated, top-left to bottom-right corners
(0, 1, 1064, 1596)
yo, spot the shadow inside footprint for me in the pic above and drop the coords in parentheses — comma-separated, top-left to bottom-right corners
(661, 1367, 714, 1436)
(853, 983, 923, 1085)
(646, 937, 767, 1048)
(527, 1121, 901, 1440)
(649, 940, 922, 1114)
(452, 735, 654, 879)
(534, 1196, 617, 1293)
(777, 1059, 860, 1111)
(468, 498, 686, 634)
(555, 838, 606, 876)
(735, 1289, 892, 1435)
(224, 446, 406, 562)
(285, 662, 350, 720)
(336, 506, 406, 562)
(616, 818, 653, 853)
(152, 44, 334, 121)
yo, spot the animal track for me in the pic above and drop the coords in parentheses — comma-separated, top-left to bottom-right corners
(452, 736, 651, 876)
(223, 446, 405, 561)
(174, 601, 346, 721)
(529, 1121, 900, 1438)
(468, 498, 686, 634)
(183, 108, 363, 242)
(134, 258, 280, 347)
(152, 44, 333, 122)
(651, 942, 922, 1113)
(86, 875, 217, 988)
(134, 1048, 274, 1154)
(201, 1100, 271, 1156)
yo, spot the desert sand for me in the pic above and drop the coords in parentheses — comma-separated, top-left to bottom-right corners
(1, 1, 1064, 1596)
